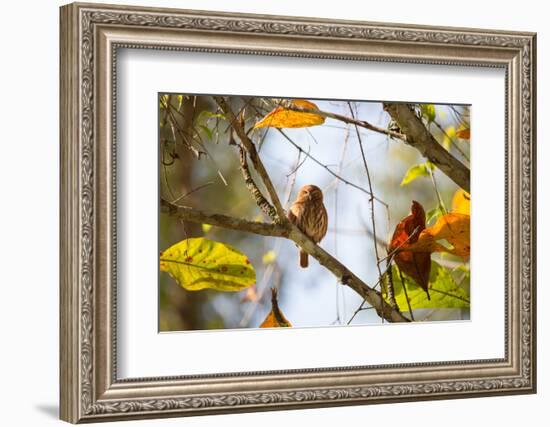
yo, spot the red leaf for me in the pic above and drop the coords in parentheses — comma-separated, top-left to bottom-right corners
(389, 201, 431, 299)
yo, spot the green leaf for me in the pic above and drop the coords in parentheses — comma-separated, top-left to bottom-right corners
(426, 206, 444, 225)
(421, 104, 436, 123)
(197, 110, 226, 122)
(400, 164, 430, 186)
(199, 124, 214, 140)
(384, 261, 470, 311)
(160, 237, 256, 292)
(452, 264, 471, 288)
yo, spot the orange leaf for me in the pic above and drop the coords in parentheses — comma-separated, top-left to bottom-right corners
(389, 201, 431, 299)
(241, 285, 259, 303)
(407, 213, 470, 258)
(254, 99, 325, 129)
(456, 128, 470, 140)
(451, 189, 470, 215)
(260, 288, 292, 328)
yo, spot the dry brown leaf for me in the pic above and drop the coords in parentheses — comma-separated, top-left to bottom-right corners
(389, 201, 431, 299)
(259, 288, 292, 328)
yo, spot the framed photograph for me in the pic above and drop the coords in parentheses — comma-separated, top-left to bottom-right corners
(60, 2, 537, 423)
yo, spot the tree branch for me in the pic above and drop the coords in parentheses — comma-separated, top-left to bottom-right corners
(237, 145, 279, 220)
(283, 102, 406, 141)
(160, 199, 289, 238)
(215, 96, 286, 221)
(161, 198, 409, 323)
(383, 103, 470, 192)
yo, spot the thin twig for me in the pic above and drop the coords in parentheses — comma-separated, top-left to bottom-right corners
(333, 128, 350, 325)
(347, 223, 421, 322)
(169, 181, 214, 205)
(429, 168, 448, 214)
(377, 225, 421, 266)
(286, 146, 309, 177)
(276, 128, 389, 209)
(279, 101, 406, 141)
(346, 260, 394, 325)
(433, 119, 470, 163)
(348, 102, 387, 324)
(164, 100, 206, 158)
(398, 267, 415, 320)
(348, 102, 385, 278)
(430, 288, 470, 304)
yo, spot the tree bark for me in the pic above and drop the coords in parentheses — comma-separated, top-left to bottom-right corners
(383, 103, 470, 192)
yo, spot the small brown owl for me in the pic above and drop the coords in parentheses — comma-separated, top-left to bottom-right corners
(287, 184, 328, 268)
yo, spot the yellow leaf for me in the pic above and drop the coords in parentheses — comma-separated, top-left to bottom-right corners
(159, 94, 169, 109)
(405, 213, 470, 258)
(262, 250, 277, 264)
(456, 127, 470, 140)
(442, 126, 456, 150)
(253, 99, 325, 129)
(260, 288, 292, 328)
(445, 126, 456, 138)
(160, 238, 255, 291)
(400, 163, 430, 186)
(202, 223, 213, 233)
(452, 189, 470, 215)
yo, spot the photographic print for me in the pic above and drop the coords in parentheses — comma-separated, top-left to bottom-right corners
(159, 95, 471, 331)
(60, 5, 536, 420)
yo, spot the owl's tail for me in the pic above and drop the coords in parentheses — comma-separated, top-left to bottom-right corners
(300, 250, 308, 268)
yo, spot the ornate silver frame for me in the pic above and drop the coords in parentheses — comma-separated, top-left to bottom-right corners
(60, 2, 537, 423)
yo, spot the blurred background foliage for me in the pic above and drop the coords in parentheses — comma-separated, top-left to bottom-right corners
(158, 94, 470, 331)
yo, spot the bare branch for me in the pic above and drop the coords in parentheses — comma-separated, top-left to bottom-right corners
(215, 96, 286, 221)
(383, 103, 470, 192)
(160, 199, 288, 238)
